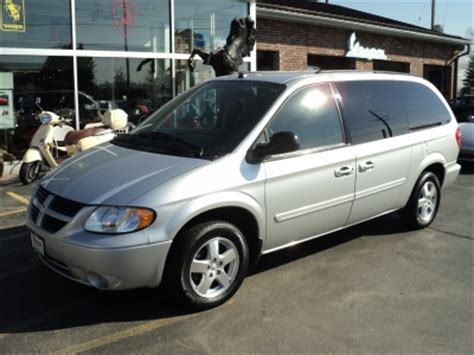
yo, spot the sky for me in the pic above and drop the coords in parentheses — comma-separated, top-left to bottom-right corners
(329, 0, 473, 93)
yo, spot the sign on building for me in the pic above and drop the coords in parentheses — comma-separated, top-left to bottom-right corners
(346, 32, 386, 61)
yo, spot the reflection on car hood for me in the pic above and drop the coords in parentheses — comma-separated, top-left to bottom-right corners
(40, 143, 208, 205)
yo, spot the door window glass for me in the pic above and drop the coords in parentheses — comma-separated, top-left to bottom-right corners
(335, 80, 409, 144)
(267, 84, 343, 150)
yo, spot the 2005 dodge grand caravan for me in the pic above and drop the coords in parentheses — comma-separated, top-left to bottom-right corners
(27, 71, 461, 309)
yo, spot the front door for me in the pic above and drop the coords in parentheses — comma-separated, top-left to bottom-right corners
(262, 84, 356, 252)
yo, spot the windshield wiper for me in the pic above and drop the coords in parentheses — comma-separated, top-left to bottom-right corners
(135, 131, 204, 158)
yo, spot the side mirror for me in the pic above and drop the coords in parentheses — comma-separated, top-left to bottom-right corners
(247, 131, 300, 163)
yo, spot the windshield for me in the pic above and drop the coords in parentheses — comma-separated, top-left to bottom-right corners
(112, 81, 285, 159)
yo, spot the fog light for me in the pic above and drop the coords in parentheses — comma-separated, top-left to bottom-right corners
(86, 272, 109, 289)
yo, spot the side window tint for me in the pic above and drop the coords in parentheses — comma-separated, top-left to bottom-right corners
(267, 84, 343, 150)
(335, 80, 409, 144)
(397, 82, 452, 130)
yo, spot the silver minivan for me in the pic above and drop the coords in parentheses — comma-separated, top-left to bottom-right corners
(27, 71, 461, 309)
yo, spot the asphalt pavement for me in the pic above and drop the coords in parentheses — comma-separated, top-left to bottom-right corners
(0, 165, 472, 353)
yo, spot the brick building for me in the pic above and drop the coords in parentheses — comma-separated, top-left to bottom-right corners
(255, 0, 470, 99)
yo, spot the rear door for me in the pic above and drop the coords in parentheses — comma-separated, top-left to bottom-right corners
(262, 83, 356, 251)
(335, 80, 412, 224)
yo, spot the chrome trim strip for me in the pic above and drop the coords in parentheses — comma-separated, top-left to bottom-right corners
(355, 178, 406, 200)
(275, 193, 354, 223)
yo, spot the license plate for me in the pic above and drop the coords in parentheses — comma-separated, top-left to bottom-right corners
(31, 233, 45, 257)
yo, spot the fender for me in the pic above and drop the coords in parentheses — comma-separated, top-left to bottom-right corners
(165, 191, 266, 243)
(417, 152, 447, 180)
(22, 148, 43, 164)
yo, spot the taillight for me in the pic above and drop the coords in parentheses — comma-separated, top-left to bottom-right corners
(455, 127, 461, 148)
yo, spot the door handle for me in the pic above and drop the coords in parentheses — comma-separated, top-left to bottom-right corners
(335, 166, 354, 177)
(359, 161, 375, 172)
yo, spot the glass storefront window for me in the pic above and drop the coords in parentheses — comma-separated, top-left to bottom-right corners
(0, 55, 74, 156)
(77, 57, 172, 126)
(0, 0, 72, 49)
(76, 0, 170, 52)
(175, 60, 250, 95)
(174, 0, 247, 54)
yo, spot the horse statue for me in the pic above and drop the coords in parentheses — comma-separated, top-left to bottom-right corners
(188, 17, 256, 77)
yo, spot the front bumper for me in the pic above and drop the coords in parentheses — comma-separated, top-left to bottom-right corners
(27, 215, 172, 290)
(34, 234, 171, 290)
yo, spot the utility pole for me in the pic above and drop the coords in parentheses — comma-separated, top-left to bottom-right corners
(431, 0, 436, 30)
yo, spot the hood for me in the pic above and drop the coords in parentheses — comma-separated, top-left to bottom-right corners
(40, 143, 208, 205)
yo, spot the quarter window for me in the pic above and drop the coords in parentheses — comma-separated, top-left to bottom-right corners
(396, 81, 451, 130)
(267, 84, 344, 150)
(335, 80, 409, 144)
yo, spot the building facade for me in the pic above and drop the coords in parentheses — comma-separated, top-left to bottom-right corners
(256, 1, 469, 100)
(0, 0, 469, 157)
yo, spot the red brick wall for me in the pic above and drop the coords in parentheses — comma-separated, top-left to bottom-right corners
(257, 18, 457, 97)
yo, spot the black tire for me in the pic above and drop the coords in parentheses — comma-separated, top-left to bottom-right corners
(19, 160, 42, 185)
(165, 221, 249, 310)
(401, 171, 441, 229)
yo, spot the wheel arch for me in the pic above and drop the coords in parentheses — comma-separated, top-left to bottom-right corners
(417, 153, 446, 187)
(165, 193, 265, 267)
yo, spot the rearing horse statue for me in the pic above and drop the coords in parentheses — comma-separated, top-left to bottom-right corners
(188, 17, 256, 77)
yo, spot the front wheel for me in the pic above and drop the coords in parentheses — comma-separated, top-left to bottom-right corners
(401, 171, 441, 229)
(165, 221, 249, 310)
(19, 160, 42, 185)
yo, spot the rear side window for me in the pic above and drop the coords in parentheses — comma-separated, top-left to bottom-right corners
(396, 81, 451, 130)
(335, 80, 409, 144)
(267, 84, 344, 150)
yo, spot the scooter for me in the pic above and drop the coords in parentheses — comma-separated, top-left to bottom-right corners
(20, 105, 129, 184)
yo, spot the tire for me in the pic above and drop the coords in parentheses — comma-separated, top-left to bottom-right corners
(401, 171, 441, 229)
(165, 221, 249, 310)
(19, 160, 42, 185)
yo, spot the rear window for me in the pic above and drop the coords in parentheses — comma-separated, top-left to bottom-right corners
(397, 81, 451, 130)
(335, 80, 409, 144)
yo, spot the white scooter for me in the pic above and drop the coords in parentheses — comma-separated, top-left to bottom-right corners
(20, 106, 129, 184)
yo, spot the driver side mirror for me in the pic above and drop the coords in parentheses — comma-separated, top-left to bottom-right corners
(247, 131, 300, 164)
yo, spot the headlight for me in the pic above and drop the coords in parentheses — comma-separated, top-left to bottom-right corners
(84, 206, 155, 234)
(39, 113, 52, 124)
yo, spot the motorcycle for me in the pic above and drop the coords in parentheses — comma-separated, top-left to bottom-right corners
(20, 104, 129, 184)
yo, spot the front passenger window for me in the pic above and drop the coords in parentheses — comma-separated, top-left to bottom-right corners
(267, 84, 343, 150)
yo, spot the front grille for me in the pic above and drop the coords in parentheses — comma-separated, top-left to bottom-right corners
(42, 215, 68, 233)
(49, 195, 85, 217)
(36, 185, 49, 204)
(30, 204, 39, 222)
(32, 186, 86, 233)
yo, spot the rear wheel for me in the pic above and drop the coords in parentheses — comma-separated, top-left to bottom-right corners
(19, 160, 42, 185)
(401, 171, 441, 229)
(165, 221, 249, 310)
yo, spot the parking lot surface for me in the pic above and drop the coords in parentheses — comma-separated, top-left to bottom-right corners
(0, 166, 472, 353)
